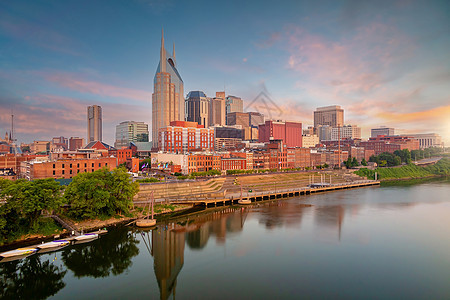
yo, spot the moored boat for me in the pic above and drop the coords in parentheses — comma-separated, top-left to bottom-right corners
(238, 199, 252, 205)
(36, 240, 70, 253)
(136, 219, 156, 227)
(73, 233, 99, 244)
(0, 248, 37, 262)
(136, 191, 156, 228)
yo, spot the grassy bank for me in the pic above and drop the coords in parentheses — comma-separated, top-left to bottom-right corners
(355, 158, 450, 180)
(0, 218, 63, 246)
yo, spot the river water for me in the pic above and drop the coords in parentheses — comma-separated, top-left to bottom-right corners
(1, 178, 450, 299)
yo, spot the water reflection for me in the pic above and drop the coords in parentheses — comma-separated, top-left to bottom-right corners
(255, 201, 313, 229)
(148, 207, 246, 299)
(1, 178, 449, 299)
(314, 205, 345, 239)
(62, 227, 139, 278)
(150, 225, 185, 300)
(0, 255, 66, 300)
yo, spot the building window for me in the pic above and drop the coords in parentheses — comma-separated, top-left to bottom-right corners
(92, 163, 94, 167)
(105, 163, 108, 166)
(70, 170, 72, 174)
(99, 163, 101, 167)
(62, 170, 65, 175)
(62, 164, 65, 168)
(70, 164, 72, 168)
(53, 164, 55, 168)
(77, 163, 80, 168)
(85, 163, 87, 167)
(53, 170, 55, 175)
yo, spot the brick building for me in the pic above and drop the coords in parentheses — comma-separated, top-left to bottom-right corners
(221, 157, 246, 172)
(258, 120, 302, 148)
(21, 157, 117, 180)
(188, 153, 221, 174)
(360, 135, 419, 155)
(159, 121, 214, 153)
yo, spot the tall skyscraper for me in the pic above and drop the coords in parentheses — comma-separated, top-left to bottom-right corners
(225, 96, 243, 116)
(152, 29, 184, 148)
(115, 121, 149, 149)
(87, 105, 102, 142)
(313, 105, 344, 128)
(186, 91, 209, 127)
(209, 92, 226, 126)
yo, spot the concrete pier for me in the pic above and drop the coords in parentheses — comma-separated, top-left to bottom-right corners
(170, 180, 380, 208)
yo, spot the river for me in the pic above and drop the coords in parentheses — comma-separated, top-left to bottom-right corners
(1, 178, 450, 299)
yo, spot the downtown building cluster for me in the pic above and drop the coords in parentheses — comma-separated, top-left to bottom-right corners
(0, 31, 445, 180)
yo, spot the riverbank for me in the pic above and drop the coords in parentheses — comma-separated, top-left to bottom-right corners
(354, 158, 450, 181)
(0, 203, 192, 251)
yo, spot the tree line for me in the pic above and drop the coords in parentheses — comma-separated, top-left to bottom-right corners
(0, 167, 139, 244)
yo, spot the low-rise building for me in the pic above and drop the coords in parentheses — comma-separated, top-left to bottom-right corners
(360, 135, 419, 155)
(21, 157, 117, 180)
(302, 135, 319, 148)
(410, 133, 443, 148)
(221, 157, 246, 172)
(331, 125, 361, 141)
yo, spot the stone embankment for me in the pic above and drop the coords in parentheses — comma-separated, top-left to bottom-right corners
(134, 170, 365, 205)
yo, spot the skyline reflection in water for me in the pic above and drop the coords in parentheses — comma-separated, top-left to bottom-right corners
(1, 177, 449, 299)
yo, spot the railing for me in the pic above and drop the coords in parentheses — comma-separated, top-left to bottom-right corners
(50, 214, 80, 235)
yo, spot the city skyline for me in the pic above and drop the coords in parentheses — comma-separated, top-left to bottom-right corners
(0, 0, 449, 145)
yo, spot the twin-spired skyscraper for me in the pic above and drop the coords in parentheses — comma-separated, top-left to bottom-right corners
(152, 29, 184, 148)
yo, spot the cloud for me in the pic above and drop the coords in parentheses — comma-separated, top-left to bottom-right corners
(285, 22, 413, 93)
(43, 72, 152, 102)
(377, 104, 450, 124)
(0, 16, 81, 56)
(0, 94, 151, 145)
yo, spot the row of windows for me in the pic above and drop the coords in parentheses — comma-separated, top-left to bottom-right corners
(52, 168, 99, 175)
(53, 162, 107, 168)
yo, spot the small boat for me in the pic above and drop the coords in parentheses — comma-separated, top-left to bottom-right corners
(237, 184, 251, 205)
(136, 191, 157, 228)
(36, 240, 70, 253)
(238, 199, 252, 205)
(136, 219, 156, 227)
(0, 248, 37, 262)
(73, 233, 99, 244)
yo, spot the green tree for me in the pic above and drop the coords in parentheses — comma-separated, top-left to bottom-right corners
(108, 167, 139, 215)
(345, 156, 352, 168)
(393, 155, 402, 166)
(351, 157, 359, 167)
(64, 167, 138, 219)
(361, 158, 367, 166)
(0, 179, 62, 228)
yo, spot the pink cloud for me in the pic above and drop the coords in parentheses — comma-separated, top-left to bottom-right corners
(285, 23, 413, 94)
(0, 94, 151, 144)
(43, 72, 152, 102)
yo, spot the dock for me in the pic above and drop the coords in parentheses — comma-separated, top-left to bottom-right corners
(170, 180, 380, 208)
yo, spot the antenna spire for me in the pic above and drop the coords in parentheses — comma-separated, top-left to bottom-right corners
(160, 27, 166, 72)
(173, 42, 176, 60)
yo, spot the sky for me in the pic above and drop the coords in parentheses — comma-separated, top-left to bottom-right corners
(0, 0, 449, 146)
